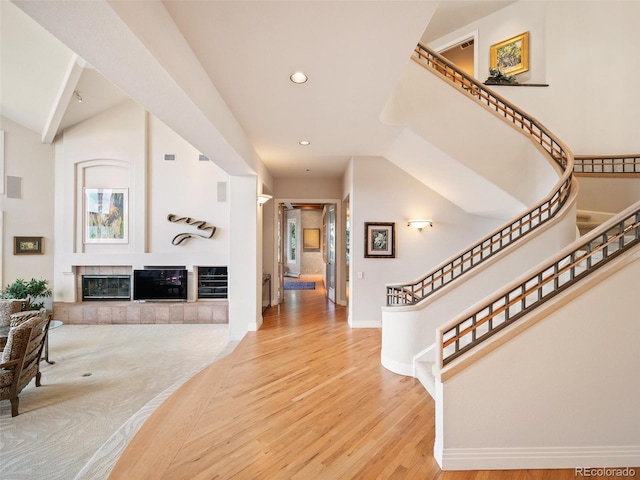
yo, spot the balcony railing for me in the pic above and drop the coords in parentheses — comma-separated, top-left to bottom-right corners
(438, 202, 640, 367)
(574, 155, 640, 176)
(386, 43, 574, 306)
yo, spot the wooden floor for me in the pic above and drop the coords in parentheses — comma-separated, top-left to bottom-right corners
(109, 280, 581, 479)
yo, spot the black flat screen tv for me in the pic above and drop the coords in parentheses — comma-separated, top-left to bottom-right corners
(133, 269, 188, 302)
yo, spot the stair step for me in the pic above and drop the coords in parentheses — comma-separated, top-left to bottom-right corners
(415, 360, 436, 399)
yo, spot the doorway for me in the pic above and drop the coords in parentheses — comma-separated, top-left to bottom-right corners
(436, 31, 478, 78)
(275, 201, 340, 306)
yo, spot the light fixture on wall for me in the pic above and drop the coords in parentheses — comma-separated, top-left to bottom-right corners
(407, 219, 433, 231)
(257, 194, 273, 205)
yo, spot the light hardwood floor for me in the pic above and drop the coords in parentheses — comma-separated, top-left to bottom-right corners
(109, 281, 581, 479)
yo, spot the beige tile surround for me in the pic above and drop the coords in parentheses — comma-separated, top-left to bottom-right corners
(53, 301, 228, 325)
(52, 266, 228, 325)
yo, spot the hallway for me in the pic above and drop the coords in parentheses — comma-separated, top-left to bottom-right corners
(109, 283, 578, 479)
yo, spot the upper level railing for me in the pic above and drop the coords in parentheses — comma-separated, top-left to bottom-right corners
(386, 43, 574, 306)
(437, 201, 640, 367)
(574, 155, 640, 176)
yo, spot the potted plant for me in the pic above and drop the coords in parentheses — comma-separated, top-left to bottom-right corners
(1, 278, 52, 310)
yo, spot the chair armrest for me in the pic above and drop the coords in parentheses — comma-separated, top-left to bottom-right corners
(0, 358, 21, 370)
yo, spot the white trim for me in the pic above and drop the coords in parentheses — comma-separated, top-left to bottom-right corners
(380, 354, 412, 376)
(436, 445, 640, 471)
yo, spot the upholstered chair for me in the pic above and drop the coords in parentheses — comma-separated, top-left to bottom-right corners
(0, 309, 50, 417)
(0, 299, 30, 350)
(0, 299, 29, 327)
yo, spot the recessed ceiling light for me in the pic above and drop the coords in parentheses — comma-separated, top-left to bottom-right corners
(299, 140, 311, 146)
(290, 72, 308, 84)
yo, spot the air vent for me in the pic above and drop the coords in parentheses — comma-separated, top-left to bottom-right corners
(164, 154, 176, 161)
(460, 39, 475, 49)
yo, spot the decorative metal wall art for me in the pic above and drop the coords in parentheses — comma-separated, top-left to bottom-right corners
(167, 214, 217, 245)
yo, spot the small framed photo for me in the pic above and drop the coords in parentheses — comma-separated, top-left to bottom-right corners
(490, 31, 529, 75)
(14, 236, 44, 255)
(84, 188, 128, 244)
(365, 222, 395, 258)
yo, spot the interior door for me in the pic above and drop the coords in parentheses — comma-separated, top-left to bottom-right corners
(276, 203, 284, 304)
(284, 208, 301, 278)
(323, 204, 336, 303)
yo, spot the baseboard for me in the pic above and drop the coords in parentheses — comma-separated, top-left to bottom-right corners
(436, 445, 640, 470)
(349, 320, 381, 328)
(248, 316, 263, 331)
(380, 354, 413, 376)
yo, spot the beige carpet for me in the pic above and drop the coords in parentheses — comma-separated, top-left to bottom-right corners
(0, 324, 235, 480)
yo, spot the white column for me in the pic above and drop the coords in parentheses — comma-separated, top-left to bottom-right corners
(228, 175, 260, 340)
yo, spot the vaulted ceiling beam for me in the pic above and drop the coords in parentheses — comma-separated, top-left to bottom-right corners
(41, 54, 84, 144)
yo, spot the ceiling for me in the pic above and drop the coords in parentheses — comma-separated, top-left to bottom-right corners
(1, 1, 515, 180)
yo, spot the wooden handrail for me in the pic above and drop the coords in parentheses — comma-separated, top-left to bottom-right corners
(574, 155, 640, 177)
(439, 202, 640, 366)
(386, 43, 574, 306)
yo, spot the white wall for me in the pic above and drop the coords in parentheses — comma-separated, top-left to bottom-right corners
(0, 116, 55, 290)
(430, 1, 640, 156)
(577, 177, 640, 214)
(428, 1, 547, 84)
(348, 156, 505, 327)
(274, 178, 343, 200)
(52, 101, 232, 302)
(381, 181, 577, 375)
(381, 60, 559, 218)
(148, 115, 230, 256)
(435, 251, 640, 469)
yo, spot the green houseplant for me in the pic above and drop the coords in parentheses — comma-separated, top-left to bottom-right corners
(1, 278, 52, 310)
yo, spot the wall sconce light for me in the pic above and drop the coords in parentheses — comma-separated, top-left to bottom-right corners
(407, 219, 433, 231)
(257, 194, 273, 205)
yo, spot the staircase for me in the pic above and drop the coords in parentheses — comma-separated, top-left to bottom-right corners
(433, 202, 640, 469)
(381, 43, 640, 471)
(438, 203, 640, 367)
(380, 43, 577, 377)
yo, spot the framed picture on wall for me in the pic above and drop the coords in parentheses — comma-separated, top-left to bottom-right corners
(303, 228, 321, 252)
(14, 236, 43, 255)
(84, 188, 129, 244)
(364, 222, 395, 258)
(490, 31, 529, 75)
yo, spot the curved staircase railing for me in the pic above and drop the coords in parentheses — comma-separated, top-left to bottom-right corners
(438, 201, 640, 367)
(574, 154, 640, 176)
(386, 43, 574, 306)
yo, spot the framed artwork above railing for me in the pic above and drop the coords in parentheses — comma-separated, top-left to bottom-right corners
(490, 31, 529, 75)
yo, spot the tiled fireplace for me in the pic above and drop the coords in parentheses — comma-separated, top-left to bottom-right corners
(52, 266, 228, 325)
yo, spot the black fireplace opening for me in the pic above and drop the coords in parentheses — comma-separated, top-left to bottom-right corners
(82, 275, 131, 301)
